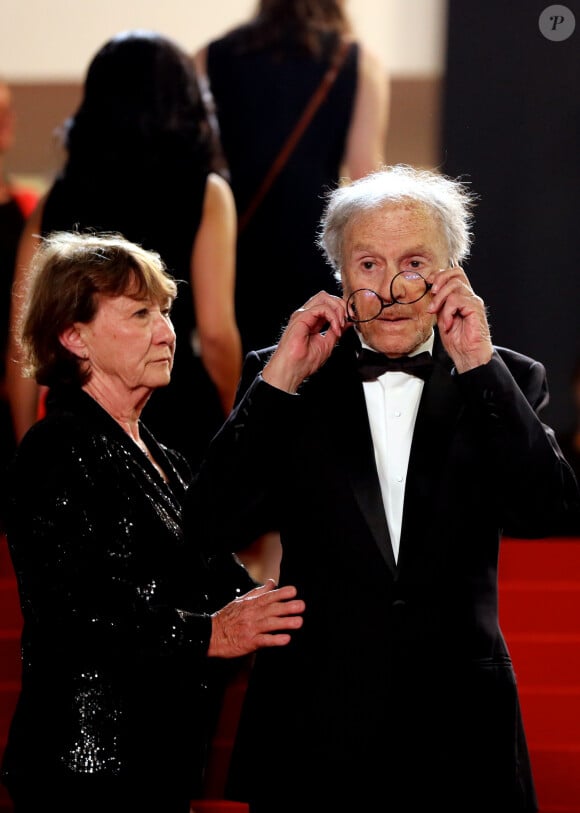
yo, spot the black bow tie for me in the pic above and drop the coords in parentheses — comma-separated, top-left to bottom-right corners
(357, 349, 434, 381)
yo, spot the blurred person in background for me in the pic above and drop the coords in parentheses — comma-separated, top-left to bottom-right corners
(194, 0, 389, 355)
(0, 79, 38, 526)
(6, 30, 241, 473)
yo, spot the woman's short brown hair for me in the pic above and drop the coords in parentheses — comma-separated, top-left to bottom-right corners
(19, 230, 178, 387)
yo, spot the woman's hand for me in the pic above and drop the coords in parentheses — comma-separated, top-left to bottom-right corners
(208, 579, 305, 658)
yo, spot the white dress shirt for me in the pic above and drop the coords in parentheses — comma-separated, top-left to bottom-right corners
(360, 331, 435, 562)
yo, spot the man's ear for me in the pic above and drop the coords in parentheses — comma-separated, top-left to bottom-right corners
(59, 325, 87, 359)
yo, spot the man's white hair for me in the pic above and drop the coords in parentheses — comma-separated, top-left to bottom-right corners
(317, 164, 477, 281)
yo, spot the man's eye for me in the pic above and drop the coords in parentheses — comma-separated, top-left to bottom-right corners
(362, 260, 375, 270)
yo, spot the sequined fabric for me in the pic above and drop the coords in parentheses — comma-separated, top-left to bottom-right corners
(0, 385, 254, 798)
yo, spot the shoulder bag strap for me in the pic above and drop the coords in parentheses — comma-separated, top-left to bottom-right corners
(238, 38, 351, 235)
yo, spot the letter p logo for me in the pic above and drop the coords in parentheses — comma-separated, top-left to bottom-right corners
(539, 5, 576, 40)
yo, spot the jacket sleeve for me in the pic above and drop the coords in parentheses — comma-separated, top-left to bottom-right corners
(188, 352, 299, 554)
(454, 350, 580, 536)
(5, 423, 213, 668)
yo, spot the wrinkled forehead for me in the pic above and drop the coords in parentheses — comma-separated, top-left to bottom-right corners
(345, 200, 448, 253)
(354, 199, 439, 228)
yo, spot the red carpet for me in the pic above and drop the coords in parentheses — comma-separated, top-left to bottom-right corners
(1, 535, 579, 812)
(500, 538, 580, 813)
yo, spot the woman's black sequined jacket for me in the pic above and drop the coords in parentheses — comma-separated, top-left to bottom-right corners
(1, 385, 253, 794)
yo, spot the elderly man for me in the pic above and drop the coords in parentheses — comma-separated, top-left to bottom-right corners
(189, 165, 580, 813)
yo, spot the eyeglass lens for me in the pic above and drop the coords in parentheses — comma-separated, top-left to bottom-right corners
(346, 272, 431, 323)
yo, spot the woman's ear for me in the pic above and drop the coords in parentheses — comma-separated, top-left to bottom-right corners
(59, 325, 87, 359)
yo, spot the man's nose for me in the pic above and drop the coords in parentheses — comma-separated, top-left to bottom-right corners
(377, 272, 398, 303)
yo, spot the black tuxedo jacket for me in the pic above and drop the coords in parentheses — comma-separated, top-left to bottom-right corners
(190, 329, 580, 812)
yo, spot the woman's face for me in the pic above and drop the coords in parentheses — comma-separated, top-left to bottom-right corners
(78, 291, 176, 397)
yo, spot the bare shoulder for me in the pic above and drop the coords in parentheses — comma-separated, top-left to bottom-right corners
(356, 41, 389, 84)
(201, 173, 237, 236)
(204, 172, 235, 209)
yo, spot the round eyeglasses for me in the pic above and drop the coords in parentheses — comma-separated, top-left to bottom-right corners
(346, 271, 433, 324)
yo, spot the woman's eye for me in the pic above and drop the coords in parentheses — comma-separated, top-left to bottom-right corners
(362, 260, 375, 270)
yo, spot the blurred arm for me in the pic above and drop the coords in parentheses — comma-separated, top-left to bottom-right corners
(191, 172, 242, 416)
(6, 195, 45, 441)
(343, 43, 390, 179)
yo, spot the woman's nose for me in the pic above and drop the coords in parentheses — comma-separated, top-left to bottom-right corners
(156, 313, 176, 343)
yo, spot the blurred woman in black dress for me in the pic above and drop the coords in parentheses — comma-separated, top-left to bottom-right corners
(194, 0, 390, 354)
(6, 30, 241, 471)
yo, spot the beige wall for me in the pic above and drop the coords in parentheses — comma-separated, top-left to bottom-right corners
(7, 77, 443, 188)
(1, 0, 446, 80)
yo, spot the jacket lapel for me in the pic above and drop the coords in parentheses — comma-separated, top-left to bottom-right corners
(322, 333, 397, 576)
(397, 336, 464, 570)
(310, 331, 463, 577)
